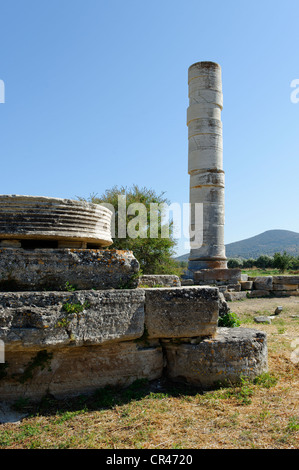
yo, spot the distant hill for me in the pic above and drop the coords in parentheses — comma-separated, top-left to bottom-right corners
(225, 230, 299, 259)
(175, 230, 299, 262)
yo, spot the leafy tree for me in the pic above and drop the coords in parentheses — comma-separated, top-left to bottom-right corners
(80, 185, 181, 275)
(242, 258, 256, 268)
(227, 258, 243, 268)
(255, 255, 274, 269)
(273, 251, 293, 272)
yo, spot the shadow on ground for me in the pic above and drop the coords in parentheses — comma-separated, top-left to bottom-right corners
(0, 378, 204, 424)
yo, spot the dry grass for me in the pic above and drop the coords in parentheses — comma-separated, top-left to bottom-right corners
(0, 297, 298, 449)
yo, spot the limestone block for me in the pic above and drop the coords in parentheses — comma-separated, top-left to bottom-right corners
(272, 290, 299, 297)
(180, 279, 194, 286)
(247, 290, 271, 298)
(227, 283, 241, 292)
(273, 276, 299, 285)
(218, 292, 230, 317)
(254, 316, 272, 324)
(253, 277, 273, 291)
(0, 195, 112, 247)
(0, 341, 163, 401)
(241, 274, 248, 281)
(138, 275, 181, 288)
(0, 290, 145, 349)
(0, 248, 139, 291)
(224, 291, 248, 301)
(272, 284, 298, 291)
(194, 268, 241, 283)
(144, 287, 219, 339)
(240, 281, 253, 291)
(163, 328, 268, 389)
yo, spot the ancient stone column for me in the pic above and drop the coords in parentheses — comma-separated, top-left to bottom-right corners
(187, 61, 227, 273)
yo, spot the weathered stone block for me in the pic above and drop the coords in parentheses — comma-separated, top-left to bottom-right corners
(163, 328, 268, 389)
(180, 279, 194, 286)
(254, 316, 272, 324)
(0, 341, 163, 401)
(138, 275, 181, 288)
(194, 268, 241, 283)
(224, 291, 248, 301)
(0, 248, 139, 291)
(253, 277, 273, 291)
(144, 287, 219, 339)
(226, 283, 241, 292)
(272, 276, 299, 285)
(0, 290, 145, 349)
(272, 284, 298, 291)
(273, 290, 299, 297)
(247, 290, 271, 298)
(240, 281, 253, 291)
(0, 195, 112, 247)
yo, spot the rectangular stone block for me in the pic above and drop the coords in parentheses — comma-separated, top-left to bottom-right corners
(273, 276, 299, 285)
(138, 275, 181, 288)
(194, 268, 241, 283)
(226, 283, 241, 292)
(0, 248, 139, 291)
(253, 276, 273, 291)
(143, 287, 219, 339)
(240, 281, 253, 290)
(272, 284, 298, 291)
(0, 341, 163, 401)
(272, 290, 299, 297)
(224, 291, 248, 301)
(247, 290, 271, 298)
(0, 290, 145, 349)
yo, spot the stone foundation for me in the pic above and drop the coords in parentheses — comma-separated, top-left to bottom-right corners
(0, 248, 139, 291)
(163, 327, 268, 389)
(138, 275, 181, 288)
(0, 286, 268, 401)
(1, 342, 163, 401)
(229, 275, 299, 299)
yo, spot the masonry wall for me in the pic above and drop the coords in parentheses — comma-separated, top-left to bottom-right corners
(0, 286, 268, 401)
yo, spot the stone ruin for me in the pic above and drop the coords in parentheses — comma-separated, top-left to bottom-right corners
(186, 62, 242, 293)
(0, 195, 267, 401)
(0, 62, 268, 402)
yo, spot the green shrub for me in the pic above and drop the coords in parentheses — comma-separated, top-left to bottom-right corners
(218, 311, 241, 328)
(227, 258, 243, 268)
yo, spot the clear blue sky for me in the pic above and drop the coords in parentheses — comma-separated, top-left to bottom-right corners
(0, 0, 298, 256)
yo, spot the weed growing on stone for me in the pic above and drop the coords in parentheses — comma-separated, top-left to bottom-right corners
(62, 301, 90, 314)
(64, 282, 76, 292)
(218, 311, 241, 328)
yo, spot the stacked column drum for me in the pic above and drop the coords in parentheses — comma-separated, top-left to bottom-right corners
(187, 62, 227, 272)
